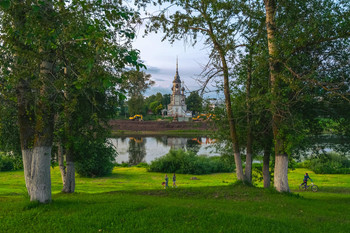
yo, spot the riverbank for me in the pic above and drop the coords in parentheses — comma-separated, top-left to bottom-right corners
(109, 120, 215, 136)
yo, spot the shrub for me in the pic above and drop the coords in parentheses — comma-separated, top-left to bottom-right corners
(74, 141, 116, 177)
(303, 152, 350, 174)
(136, 162, 149, 168)
(0, 155, 14, 171)
(148, 149, 235, 175)
(0, 153, 22, 171)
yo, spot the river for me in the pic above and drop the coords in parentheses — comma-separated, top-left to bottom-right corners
(110, 136, 219, 164)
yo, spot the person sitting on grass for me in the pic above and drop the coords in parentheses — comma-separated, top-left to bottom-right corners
(301, 172, 313, 188)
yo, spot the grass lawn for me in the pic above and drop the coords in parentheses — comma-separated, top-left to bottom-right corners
(0, 167, 349, 233)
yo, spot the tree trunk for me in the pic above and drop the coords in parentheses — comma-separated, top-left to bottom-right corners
(263, 143, 271, 188)
(264, 0, 290, 192)
(58, 143, 66, 187)
(58, 143, 75, 193)
(62, 148, 75, 193)
(274, 152, 289, 192)
(13, 0, 55, 203)
(245, 48, 253, 183)
(28, 146, 52, 202)
(204, 10, 245, 181)
(61, 66, 76, 193)
(28, 57, 55, 203)
(221, 49, 244, 181)
(17, 79, 35, 197)
(14, 1, 34, 198)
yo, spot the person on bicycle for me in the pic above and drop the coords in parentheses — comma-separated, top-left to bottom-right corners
(301, 172, 313, 188)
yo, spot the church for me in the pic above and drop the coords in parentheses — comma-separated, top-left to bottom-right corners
(167, 60, 191, 120)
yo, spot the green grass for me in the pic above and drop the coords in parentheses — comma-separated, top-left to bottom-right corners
(0, 167, 349, 233)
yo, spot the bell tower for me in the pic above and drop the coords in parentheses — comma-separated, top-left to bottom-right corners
(168, 58, 187, 117)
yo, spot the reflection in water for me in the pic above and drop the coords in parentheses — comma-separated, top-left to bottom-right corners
(155, 136, 168, 146)
(187, 138, 201, 154)
(128, 137, 146, 165)
(111, 136, 349, 164)
(167, 138, 187, 150)
(110, 136, 219, 164)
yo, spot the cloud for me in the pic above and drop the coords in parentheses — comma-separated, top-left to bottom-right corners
(145, 86, 172, 96)
(143, 66, 161, 74)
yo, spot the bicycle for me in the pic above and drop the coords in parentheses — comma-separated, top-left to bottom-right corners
(299, 182, 318, 192)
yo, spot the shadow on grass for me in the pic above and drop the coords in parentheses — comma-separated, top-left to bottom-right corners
(292, 186, 350, 194)
(103, 182, 304, 202)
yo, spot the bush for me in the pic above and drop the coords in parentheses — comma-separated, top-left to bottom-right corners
(303, 152, 350, 174)
(148, 149, 235, 175)
(0, 153, 22, 171)
(74, 141, 116, 177)
(136, 162, 149, 168)
(0, 155, 14, 171)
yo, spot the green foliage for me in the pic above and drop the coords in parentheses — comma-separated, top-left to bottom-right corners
(121, 70, 154, 97)
(128, 94, 145, 116)
(148, 149, 235, 174)
(144, 93, 169, 115)
(0, 155, 14, 171)
(0, 153, 23, 171)
(302, 152, 350, 174)
(0, 95, 21, 159)
(149, 101, 162, 115)
(186, 92, 203, 114)
(136, 162, 149, 168)
(74, 141, 116, 177)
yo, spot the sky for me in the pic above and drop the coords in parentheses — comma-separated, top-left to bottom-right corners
(133, 30, 212, 96)
(131, 6, 222, 99)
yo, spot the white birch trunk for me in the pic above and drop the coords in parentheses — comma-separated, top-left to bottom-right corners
(58, 145, 75, 193)
(234, 152, 245, 181)
(58, 144, 66, 187)
(274, 154, 289, 192)
(63, 162, 75, 193)
(29, 146, 52, 203)
(22, 149, 33, 196)
(245, 153, 252, 182)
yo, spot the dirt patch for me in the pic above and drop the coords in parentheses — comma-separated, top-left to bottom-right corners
(109, 120, 213, 132)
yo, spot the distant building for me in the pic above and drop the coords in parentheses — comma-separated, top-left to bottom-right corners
(206, 98, 224, 110)
(167, 59, 190, 118)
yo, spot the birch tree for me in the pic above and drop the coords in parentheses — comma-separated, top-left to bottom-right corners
(263, 0, 350, 192)
(142, 0, 247, 181)
(0, 0, 143, 200)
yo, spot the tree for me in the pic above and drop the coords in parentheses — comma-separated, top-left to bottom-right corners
(262, 0, 350, 192)
(186, 92, 203, 114)
(128, 94, 145, 115)
(0, 0, 143, 201)
(162, 94, 171, 108)
(122, 70, 155, 97)
(144, 0, 246, 181)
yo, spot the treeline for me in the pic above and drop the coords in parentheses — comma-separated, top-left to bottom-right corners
(117, 70, 205, 117)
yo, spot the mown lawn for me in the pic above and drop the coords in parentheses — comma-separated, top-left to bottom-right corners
(0, 167, 349, 233)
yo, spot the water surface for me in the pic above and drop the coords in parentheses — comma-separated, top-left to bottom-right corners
(110, 136, 219, 164)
